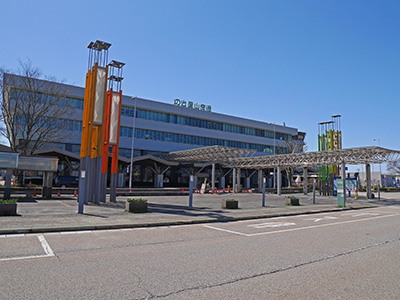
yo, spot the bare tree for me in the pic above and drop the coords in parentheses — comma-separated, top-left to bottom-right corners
(0, 60, 73, 155)
(276, 139, 307, 187)
(387, 160, 400, 174)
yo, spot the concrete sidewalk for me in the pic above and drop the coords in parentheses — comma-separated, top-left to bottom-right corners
(1, 191, 398, 235)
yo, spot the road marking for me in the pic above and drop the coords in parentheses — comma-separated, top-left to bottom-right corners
(369, 210, 400, 215)
(340, 212, 380, 217)
(203, 213, 400, 237)
(351, 213, 380, 217)
(203, 225, 248, 236)
(38, 235, 54, 256)
(247, 222, 296, 228)
(0, 234, 55, 262)
(303, 216, 338, 222)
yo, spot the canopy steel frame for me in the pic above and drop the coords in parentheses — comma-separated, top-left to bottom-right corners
(158, 146, 400, 169)
(160, 145, 256, 162)
(225, 146, 400, 169)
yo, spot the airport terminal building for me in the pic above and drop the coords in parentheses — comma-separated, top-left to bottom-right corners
(3, 74, 306, 188)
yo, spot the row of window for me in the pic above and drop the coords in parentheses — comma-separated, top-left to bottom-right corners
(120, 106, 293, 141)
(16, 112, 282, 154)
(120, 126, 285, 153)
(10, 89, 84, 110)
(16, 115, 82, 132)
(64, 97, 85, 110)
(12, 89, 294, 144)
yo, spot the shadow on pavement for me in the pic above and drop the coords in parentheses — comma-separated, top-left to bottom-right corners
(82, 213, 109, 218)
(148, 203, 236, 221)
(16, 199, 38, 203)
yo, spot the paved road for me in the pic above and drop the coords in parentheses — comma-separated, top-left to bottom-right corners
(1, 205, 400, 299)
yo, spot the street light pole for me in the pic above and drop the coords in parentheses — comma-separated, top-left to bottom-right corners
(273, 122, 276, 189)
(129, 96, 137, 190)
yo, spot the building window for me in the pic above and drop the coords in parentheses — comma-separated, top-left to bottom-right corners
(120, 127, 276, 153)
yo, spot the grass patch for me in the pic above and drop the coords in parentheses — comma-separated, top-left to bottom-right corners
(127, 198, 147, 203)
(0, 199, 18, 204)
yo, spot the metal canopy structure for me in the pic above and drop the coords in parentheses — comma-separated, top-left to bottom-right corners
(226, 146, 400, 169)
(157, 145, 400, 200)
(161, 145, 256, 162)
(156, 145, 400, 169)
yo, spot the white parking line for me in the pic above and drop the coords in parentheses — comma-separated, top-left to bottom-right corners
(38, 235, 54, 256)
(204, 213, 400, 237)
(0, 234, 55, 262)
(203, 225, 248, 236)
(247, 222, 296, 228)
(303, 216, 338, 222)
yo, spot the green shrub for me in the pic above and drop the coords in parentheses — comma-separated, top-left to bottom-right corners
(286, 196, 299, 201)
(386, 187, 400, 192)
(0, 199, 18, 204)
(127, 198, 147, 203)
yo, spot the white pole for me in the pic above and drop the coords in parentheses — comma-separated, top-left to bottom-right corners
(273, 122, 276, 189)
(273, 122, 276, 155)
(129, 96, 137, 190)
(277, 166, 281, 195)
(378, 140, 382, 188)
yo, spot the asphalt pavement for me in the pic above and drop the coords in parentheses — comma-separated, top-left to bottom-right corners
(1, 191, 398, 235)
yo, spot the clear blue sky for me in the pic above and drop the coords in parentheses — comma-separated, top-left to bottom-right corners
(1, 0, 399, 158)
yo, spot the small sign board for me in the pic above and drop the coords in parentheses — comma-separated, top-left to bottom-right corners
(337, 179, 345, 207)
(346, 179, 357, 191)
(334, 178, 357, 192)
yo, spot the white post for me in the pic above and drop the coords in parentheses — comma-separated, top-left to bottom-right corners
(4, 168, 12, 200)
(237, 168, 241, 192)
(303, 168, 308, 195)
(220, 176, 225, 189)
(189, 175, 194, 209)
(211, 163, 215, 192)
(312, 178, 316, 204)
(262, 177, 266, 207)
(341, 162, 347, 206)
(258, 169, 263, 192)
(277, 166, 281, 195)
(232, 168, 236, 193)
(366, 164, 372, 199)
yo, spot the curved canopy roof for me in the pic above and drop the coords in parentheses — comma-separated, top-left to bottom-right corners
(160, 145, 256, 162)
(227, 146, 400, 168)
(160, 146, 400, 169)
